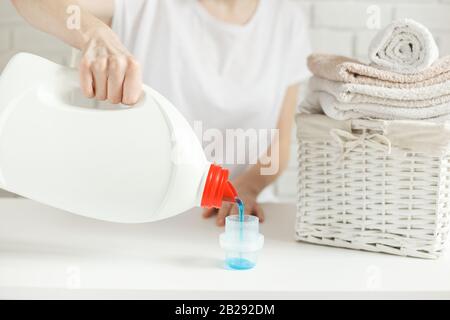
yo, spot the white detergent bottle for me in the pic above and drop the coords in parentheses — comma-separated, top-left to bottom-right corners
(0, 53, 238, 223)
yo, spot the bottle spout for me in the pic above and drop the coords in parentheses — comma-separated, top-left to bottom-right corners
(222, 181, 237, 202)
(201, 164, 237, 208)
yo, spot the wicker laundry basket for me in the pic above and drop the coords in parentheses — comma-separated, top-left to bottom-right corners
(295, 114, 450, 258)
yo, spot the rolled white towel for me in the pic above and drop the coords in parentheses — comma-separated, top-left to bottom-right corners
(368, 19, 439, 74)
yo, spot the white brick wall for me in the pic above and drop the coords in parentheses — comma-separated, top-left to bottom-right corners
(0, 0, 449, 201)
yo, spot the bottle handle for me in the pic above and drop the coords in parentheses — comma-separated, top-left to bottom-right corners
(38, 68, 147, 113)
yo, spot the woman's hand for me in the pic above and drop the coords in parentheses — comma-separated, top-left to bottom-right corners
(79, 27, 142, 105)
(12, 0, 140, 105)
(202, 179, 265, 227)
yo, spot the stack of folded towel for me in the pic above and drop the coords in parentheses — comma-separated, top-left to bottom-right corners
(300, 19, 450, 122)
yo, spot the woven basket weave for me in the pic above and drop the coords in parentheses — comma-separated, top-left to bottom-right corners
(295, 114, 450, 259)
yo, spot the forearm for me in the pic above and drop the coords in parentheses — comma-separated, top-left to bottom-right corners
(235, 84, 299, 194)
(234, 133, 290, 194)
(12, 0, 110, 50)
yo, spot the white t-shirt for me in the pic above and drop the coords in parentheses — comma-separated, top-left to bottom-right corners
(112, 0, 310, 180)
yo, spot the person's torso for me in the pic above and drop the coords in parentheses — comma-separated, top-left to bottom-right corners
(112, 0, 301, 178)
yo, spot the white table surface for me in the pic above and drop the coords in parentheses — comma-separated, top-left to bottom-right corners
(0, 198, 449, 299)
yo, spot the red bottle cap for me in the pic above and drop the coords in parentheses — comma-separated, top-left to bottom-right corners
(201, 164, 237, 208)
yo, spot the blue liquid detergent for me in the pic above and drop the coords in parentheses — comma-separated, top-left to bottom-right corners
(225, 257, 255, 270)
(236, 197, 244, 223)
(224, 198, 256, 270)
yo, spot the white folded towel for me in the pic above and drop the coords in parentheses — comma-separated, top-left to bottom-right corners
(368, 19, 439, 74)
(300, 91, 450, 122)
(308, 76, 450, 108)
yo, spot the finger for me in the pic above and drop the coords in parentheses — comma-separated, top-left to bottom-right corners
(253, 204, 265, 223)
(216, 203, 232, 226)
(91, 58, 108, 101)
(107, 57, 126, 104)
(202, 207, 216, 219)
(79, 58, 94, 98)
(122, 57, 142, 105)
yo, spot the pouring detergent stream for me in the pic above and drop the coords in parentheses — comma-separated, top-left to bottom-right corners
(0, 53, 263, 269)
